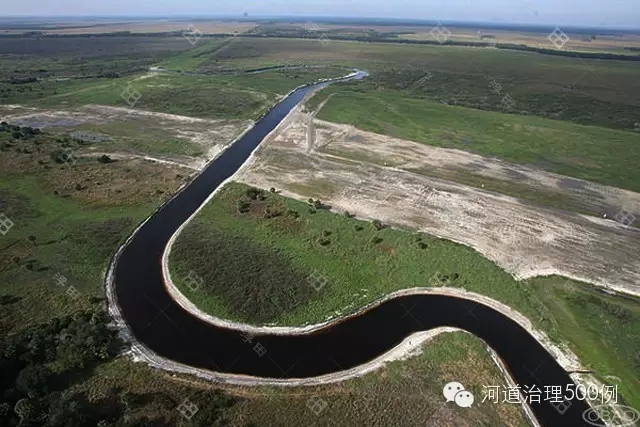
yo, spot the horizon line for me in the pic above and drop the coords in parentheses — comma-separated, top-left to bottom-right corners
(0, 14, 639, 31)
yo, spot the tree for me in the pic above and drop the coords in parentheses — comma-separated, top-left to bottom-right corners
(120, 392, 139, 412)
(46, 393, 92, 427)
(0, 402, 11, 421)
(97, 154, 114, 164)
(14, 398, 38, 424)
(16, 365, 52, 398)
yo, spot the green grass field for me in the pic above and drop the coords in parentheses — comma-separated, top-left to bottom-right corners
(169, 182, 640, 408)
(1, 67, 350, 121)
(309, 86, 640, 192)
(0, 126, 180, 335)
(180, 37, 640, 130)
(530, 278, 640, 408)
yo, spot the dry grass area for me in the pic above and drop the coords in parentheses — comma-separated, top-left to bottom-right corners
(283, 21, 640, 53)
(0, 103, 252, 169)
(399, 26, 640, 52)
(235, 104, 640, 296)
(0, 20, 258, 35)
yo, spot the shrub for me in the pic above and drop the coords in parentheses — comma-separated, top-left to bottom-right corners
(371, 219, 384, 230)
(286, 209, 300, 219)
(97, 154, 114, 164)
(318, 238, 331, 246)
(236, 199, 250, 214)
(245, 187, 264, 201)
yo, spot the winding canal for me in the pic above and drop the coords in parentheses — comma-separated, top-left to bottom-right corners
(111, 70, 600, 427)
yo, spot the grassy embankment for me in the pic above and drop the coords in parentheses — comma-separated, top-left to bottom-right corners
(170, 182, 640, 409)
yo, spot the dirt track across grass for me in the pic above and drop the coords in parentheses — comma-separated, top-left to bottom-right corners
(0, 104, 253, 170)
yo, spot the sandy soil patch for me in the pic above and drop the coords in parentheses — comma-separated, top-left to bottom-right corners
(1, 104, 253, 170)
(235, 107, 640, 297)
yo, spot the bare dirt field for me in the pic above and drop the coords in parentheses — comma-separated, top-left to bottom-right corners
(235, 104, 640, 296)
(0, 104, 252, 170)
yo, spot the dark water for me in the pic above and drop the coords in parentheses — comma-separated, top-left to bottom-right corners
(114, 71, 598, 427)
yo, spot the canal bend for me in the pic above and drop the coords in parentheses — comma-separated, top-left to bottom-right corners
(111, 71, 599, 427)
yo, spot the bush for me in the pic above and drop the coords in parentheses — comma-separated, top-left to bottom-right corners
(245, 187, 264, 201)
(371, 219, 384, 230)
(318, 238, 331, 246)
(16, 365, 52, 398)
(97, 154, 114, 164)
(236, 199, 250, 214)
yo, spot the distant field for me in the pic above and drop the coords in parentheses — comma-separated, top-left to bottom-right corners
(397, 26, 640, 54)
(0, 36, 193, 79)
(186, 37, 640, 131)
(0, 67, 349, 120)
(2, 35, 638, 129)
(169, 182, 640, 408)
(3, 18, 639, 56)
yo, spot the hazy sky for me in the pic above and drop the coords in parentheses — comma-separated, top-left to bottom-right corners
(2, 0, 638, 28)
